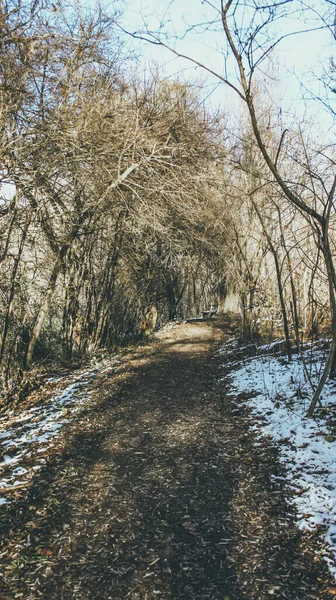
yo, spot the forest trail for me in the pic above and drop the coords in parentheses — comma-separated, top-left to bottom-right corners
(0, 317, 332, 599)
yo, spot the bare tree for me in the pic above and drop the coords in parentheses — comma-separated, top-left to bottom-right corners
(130, 0, 335, 414)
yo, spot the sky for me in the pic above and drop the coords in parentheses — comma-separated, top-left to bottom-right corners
(120, 0, 335, 134)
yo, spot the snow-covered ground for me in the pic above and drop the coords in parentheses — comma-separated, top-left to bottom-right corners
(0, 358, 120, 507)
(0, 371, 94, 505)
(221, 339, 336, 578)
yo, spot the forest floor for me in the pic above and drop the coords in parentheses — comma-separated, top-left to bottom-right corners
(0, 315, 335, 599)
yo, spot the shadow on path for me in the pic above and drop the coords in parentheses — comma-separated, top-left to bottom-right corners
(0, 317, 329, 599)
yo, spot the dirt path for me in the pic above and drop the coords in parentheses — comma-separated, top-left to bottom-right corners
(0, 317, 332, 599)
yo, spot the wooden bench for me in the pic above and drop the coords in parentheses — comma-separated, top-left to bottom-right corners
(202, 308, 217, 320)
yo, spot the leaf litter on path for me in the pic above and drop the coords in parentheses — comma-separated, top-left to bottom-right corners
(0, 316, 334, 599)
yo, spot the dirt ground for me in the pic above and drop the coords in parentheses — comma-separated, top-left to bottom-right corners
(0, 315, 334, 599)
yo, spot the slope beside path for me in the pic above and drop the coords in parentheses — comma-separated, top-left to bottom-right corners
(0, 316, 333, 599)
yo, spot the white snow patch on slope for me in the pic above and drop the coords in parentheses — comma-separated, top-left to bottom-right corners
(0, 353, 123, 507)
(0, 368, 98, 505)
(224, 345, 336, 578)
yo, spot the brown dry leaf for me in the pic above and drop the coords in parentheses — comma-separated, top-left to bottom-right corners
(26, 521, 38, 530)
(326, 588, 336, 596)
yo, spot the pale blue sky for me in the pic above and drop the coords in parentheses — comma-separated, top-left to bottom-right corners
(120, 0, 335, 134)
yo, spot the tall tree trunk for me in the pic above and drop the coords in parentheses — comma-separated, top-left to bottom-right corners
(0, 211, 31, 365)
(24, 249, 66, 369)
(273, 250, 292, 361)
(253, 199, 292, 360)
(93, 210, 126, 349)
(307, 225, 336, 415)
(24, 210, 89, 369)
(220, 7, 336, 413)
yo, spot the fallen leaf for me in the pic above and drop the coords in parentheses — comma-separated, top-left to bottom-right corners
(326, 588, 336, 596)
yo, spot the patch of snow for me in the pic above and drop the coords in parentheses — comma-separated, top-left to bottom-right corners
(225, 346, 336, 578)
(12, 467, 28, 476)
(2, 454, 24, 466)
(257, 339, 284, 351)
(0, 364, 106, 507)
(215, 338, 256, 358)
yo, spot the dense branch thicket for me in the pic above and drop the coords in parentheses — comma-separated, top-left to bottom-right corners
(0, 0, 230, 394)
(0, 0, 335, 417)
(126, 0, 335, 415)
